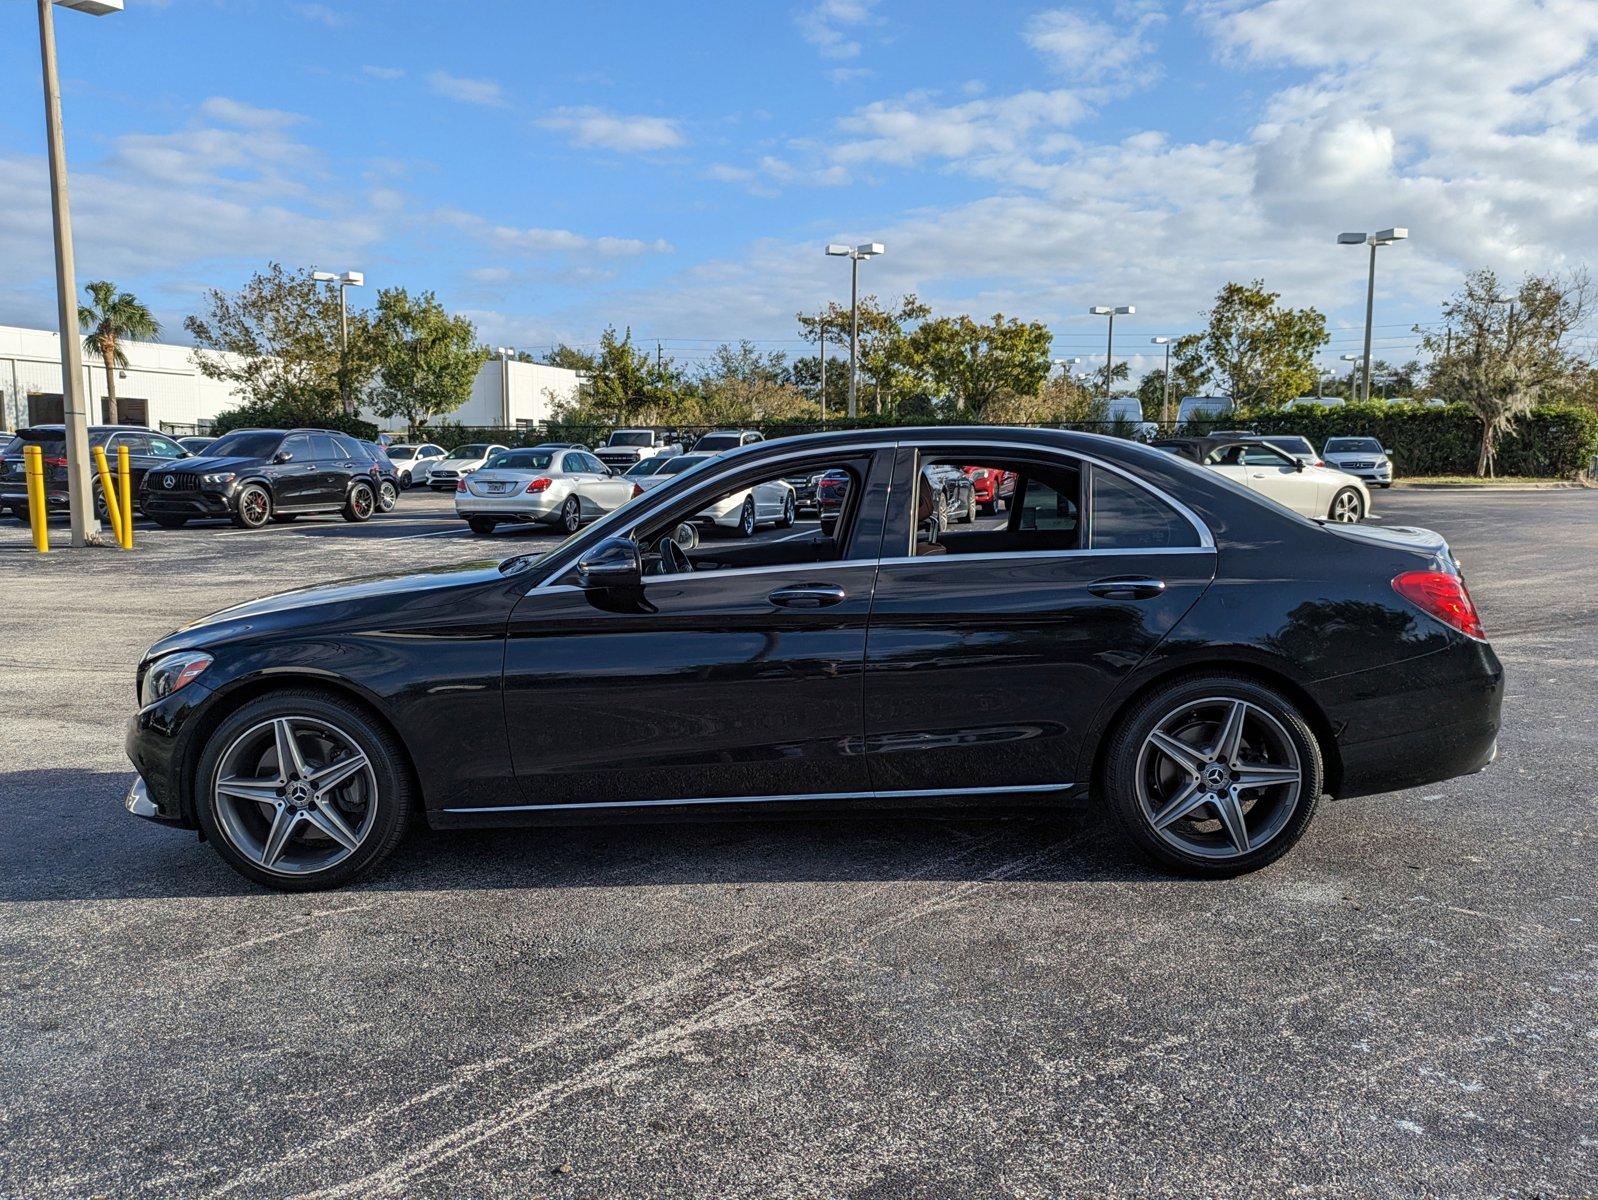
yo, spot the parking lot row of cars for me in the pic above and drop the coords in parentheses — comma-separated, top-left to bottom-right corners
(0, 421, 1390, 534)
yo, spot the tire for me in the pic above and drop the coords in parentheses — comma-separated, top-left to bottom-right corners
(93, 484, 109, 523)
(231, 483, 272, 529)
(959, 492, 976, 524)
(378, 480, 398, 513)
(1328, 488, 1364, 523)
(778, 493, 796, 528)
(735, 496, 756, 538)
(270, 513, 299, 524)
(399, 470, 413, 490)
(468, 517, 497, 536)
(193, 689, 412, 891)
(342, 482, 375, 523)
(559, 495, 582, 534)
(150, 513, 187, 529)
(1378, 482, 1393, 489)
(934, 494, 949, 533)
(1101, 674, 1323, 877)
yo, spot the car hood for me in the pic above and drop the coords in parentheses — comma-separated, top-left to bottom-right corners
(144, 558, 535, 660)
(149, 455, 260, 475)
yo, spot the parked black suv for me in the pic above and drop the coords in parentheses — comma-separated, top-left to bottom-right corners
(139, 427, 382, 529)
(1, 425, 190, 524)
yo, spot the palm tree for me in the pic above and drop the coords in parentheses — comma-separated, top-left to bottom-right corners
(78, 281, 159, 425)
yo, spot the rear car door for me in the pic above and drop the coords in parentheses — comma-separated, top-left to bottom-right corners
(496, 446, 893, 810)
(575, 451, 635, 512)
(861, 443, 1217, 796)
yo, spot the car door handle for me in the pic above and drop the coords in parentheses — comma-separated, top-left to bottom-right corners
(769, 584, 847, 609)
(1088, 576, 1166, 600)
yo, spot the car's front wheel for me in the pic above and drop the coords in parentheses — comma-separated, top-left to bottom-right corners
(231, 483, 272, 529)
(1329, 488, 1364, 522)
(1102, 674, 1323, 877)
(194, 690, 411, 891)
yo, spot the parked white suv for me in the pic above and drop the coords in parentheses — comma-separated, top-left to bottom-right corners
(385, 442, 446, 489)
(426, 442, 510, 491)
(595, 429, 684, 472)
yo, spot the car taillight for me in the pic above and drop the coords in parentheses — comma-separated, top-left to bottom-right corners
(1392, 570, 1486, 641)
(1315, 459, 1325, 468)
(525, 477, 552, 493)
(630, 483, 644, 498)
(44, 456, 67, 468)
(455, 478, 466, 492)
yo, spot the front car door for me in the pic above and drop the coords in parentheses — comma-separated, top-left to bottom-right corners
(861, 440, 1217, 798)
(271, 433, 319, 508)
(492, 445, 893, 812)
(1241, 444, 1322, 516)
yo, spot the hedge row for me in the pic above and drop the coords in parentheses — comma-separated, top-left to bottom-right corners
(1237, 403, 1598, 477)
(410, 403, 1598, 478)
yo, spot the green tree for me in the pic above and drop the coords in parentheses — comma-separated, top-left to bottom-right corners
(1194, 281, 1327, 411)
(78, 280, 159, 425)
(1420, 267, 1593, 475)
(185, 263, 375, 425)
(903, 314, 1054, 416)
(797, 293, 930, 414)
(542, 343, 597, 373)
(552, 326, 686, 426)
(1137, 334, 1208, 422)
(365, 288, 485, 432)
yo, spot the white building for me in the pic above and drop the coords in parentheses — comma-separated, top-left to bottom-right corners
(0, 324, 580, 436)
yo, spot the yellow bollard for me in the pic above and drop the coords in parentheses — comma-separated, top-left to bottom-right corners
(117, 443, 134, 549)
(91, 444, 126, 550)
(23, 444, 49, 553)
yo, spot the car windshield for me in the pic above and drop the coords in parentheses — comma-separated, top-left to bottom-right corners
(625, 455, 672, 476)
(658, 455, 707, 475)
(203, 430, 283, 460)
(694, 434, 739, 450)
(485, 451, 555, 471)
(446, 444, 489, 459)
(609, 431, 654, 447)
(386, 446, 416, 460)
(1326, 438, 1382, 454)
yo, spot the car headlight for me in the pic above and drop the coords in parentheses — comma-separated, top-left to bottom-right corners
(140, 650, 213, 708)
(201, 471, 235, 486)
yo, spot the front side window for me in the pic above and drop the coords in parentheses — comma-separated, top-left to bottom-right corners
(1241, 446, 1293, 468)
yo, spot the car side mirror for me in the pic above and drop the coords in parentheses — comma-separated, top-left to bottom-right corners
(1293, 457, 1306, 472)
(577, 536, 642, 589)
(671, 521, 699, 551)
(273, 450, 292, 463)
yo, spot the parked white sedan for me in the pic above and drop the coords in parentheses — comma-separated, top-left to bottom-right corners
(634, 452, 796, 536)
(385, 442, 446, 488)
(1156, 435, 1371, 522)
(455, 447, 638, 535)
(427, 442, 510, 492)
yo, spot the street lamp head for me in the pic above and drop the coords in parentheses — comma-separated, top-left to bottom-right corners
(1374, 228, 1408, 244)
(1089, 306, 1112, 315)
(340, 271, 365, 287)
(55, 0, 124, 13)
(857, 242, 885, 257)
(311, 271, 338, 283)
(1340, 353, 1363, 362)
(1337, 231, 1368, 245)
(1115, 306, 1135, 315)
(1150, 336, 1170, 345)
(825, 244, 851, 256)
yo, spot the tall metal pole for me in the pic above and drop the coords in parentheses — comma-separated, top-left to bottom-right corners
(1103, 310, 1116, 398)
(1161, 340, 1172, 424)
(1361, 242, 1377, 403)
(848, 257, 859, 418)
(818, 320, 827, 425)
(37, 0, 96, 545)
(338, 282, 351, 415)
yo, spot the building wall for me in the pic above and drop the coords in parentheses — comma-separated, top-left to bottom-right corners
(0, 325, 581, 435)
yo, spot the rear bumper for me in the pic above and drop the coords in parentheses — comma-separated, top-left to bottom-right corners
(1323, 637, 1504, 798)
(455, 493, 561, 521)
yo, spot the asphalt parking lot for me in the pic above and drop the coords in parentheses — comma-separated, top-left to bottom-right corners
(1, 486, 1594, 1198)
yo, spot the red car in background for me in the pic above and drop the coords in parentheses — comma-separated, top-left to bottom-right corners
(962, 464, 1015, 513)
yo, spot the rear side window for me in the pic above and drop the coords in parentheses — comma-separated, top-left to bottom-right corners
(1090, 469, 1200, 550)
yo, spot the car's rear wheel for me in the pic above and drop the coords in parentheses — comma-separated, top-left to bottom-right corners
(778, 493, 796, 528)
(1102, 674, 1323, 876)
(231, 483, 272, 529)
(468, 517, 497, 536)
(378, 480, 398, 512)
(560, 495, 582, 534)
(959, 491, 976, 524)
(1329, 488, 1364, 522)
(195, 690, 411, 891)
(735, 496, 756, 537)
(343, 482, 375, 523)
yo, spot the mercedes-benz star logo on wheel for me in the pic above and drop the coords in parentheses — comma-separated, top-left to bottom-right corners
(163, 475, 174, 489)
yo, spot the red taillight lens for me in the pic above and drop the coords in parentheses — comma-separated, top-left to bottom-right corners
(44, 456, 67, 468)
(455, 478, 466, 492)
(525, 477, 552, 493)
(1315, 459, 1325, 468)
(1392, 570, 1485, 640)
(630, 483, 644, 498)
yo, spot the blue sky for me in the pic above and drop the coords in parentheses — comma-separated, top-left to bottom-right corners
(3, 0, 1596, 377)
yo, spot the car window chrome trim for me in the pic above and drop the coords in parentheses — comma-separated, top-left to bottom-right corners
(640, 557, 882, 585)
(444, 781, 1074, 815)
(874, 545, 1216, 569)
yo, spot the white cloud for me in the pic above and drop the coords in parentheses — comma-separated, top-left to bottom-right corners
(195, 96, 305, 131)
(362, 65, 405, 81)
(440, 210, 673, 258)
(1024, 3, 1166, 86)
(537, 106, 686, 152)
(426, 70, 508, 108)
(798, 0, 881, 61)
(831, 89, 1087, 167)
(827, 66, 874, 85)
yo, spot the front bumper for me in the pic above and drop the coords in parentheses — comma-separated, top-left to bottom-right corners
(140, 489, 234, 517)
(1329, 463, 1393, 485)
(123, 681, 217, 828)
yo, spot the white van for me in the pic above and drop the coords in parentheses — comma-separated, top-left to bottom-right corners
(1103, 397, 1159, 441)
(1176, 395, 1234, 424)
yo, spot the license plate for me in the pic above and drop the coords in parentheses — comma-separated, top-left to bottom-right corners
(483, 482, 508, 494)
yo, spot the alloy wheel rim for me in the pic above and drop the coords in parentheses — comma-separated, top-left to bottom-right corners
(211, 715, 378, 876)
(352, 487, 372, 517)
(1332, 492, 1360, 522)
(380, 482, 396, 509)
(741, 499, 754, 533)
(563, 498, 580, 531)
(241, 487, 268, 524)
(1134, 696, 1303, 860)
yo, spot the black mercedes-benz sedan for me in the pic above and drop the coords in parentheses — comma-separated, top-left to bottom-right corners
(124, 427, 1502, 890)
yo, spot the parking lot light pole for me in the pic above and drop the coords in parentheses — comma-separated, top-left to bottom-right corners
(1089, 306, 1134, 398)
(1149, 337, 1173, 423)
(39, 0, 123, 547)
(494, 346, 516, 429)
(826, 242, 883, 419)
(1337, 228, 1407, 403)
(313, 269, 363, 415)
(1340, 353, 1364, 394)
